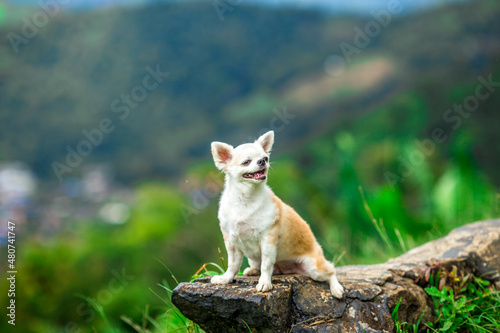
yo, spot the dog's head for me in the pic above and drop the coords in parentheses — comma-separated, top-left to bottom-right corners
(211, 131, 274, 183)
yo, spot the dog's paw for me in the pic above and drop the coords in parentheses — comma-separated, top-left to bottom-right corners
(211, 274, 233, 285)
(330, 277, 344, 299)
(243, 267, 260, 276)
(256, 279, 273, 292)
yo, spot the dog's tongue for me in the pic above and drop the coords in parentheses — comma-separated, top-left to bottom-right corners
(243, 170, 266, 180)
(254, 171, 266, 180)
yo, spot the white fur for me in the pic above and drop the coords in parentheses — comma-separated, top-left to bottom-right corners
(210, 131, 344, 299)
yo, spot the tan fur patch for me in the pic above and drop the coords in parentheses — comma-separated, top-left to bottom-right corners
(271, 194, 316, 258)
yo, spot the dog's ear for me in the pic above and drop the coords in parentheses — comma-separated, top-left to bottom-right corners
(211, 142, 234, 170)
(256, 130, 274, 154)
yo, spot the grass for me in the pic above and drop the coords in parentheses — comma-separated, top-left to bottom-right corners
(359, 186, 397, 254)
(391, 266, 500, 333)
(392, 298, 427, 333)
(361, 187, 500, 333)
(81, 190, 498, 333)
(76, 294, 116, 333)
(117, 258, 229, 333)
(116, 186, 498, 333)
(424, 267, 500, 332)
(76, 261, 213, 333)
(82, 255, 499, 333)
(73, 251, 233, 333)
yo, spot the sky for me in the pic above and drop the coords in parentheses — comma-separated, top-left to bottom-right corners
(5, 0, 469, 13)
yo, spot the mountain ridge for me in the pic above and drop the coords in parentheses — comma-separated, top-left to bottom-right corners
(0, 0, 499, 183)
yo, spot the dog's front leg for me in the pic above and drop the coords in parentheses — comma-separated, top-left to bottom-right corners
(211, 236, 243, 285)
(256, 232, 277, 292)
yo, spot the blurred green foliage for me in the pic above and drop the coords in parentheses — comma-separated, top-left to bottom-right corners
(1, 0, 499, 182)
(0, 0, 499, 332)
(0, 180, 223, 332)
(2, 83, 498, 332)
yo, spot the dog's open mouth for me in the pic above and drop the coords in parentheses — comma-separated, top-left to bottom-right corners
(243, 169, 267, 180)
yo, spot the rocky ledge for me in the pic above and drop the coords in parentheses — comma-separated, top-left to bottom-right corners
(172, 219, 500, 332)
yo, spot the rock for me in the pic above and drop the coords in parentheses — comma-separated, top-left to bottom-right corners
(172, 276, 294, 332)
(172, 219, 500, 332)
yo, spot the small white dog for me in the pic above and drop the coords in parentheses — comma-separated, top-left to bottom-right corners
(210, 130, 344, 299)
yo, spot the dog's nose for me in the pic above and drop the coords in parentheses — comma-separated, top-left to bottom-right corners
(257, 158, 266, 167)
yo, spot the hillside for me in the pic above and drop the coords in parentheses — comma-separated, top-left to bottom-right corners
(0, 0, 499, 183)
(1, 2, 500, 332)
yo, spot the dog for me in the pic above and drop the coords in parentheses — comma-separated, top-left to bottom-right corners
(209, 130, 344, 298)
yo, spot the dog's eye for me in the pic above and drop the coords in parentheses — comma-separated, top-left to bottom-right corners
(264, 157, 269, 162)
(241, 160, 251, 166)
